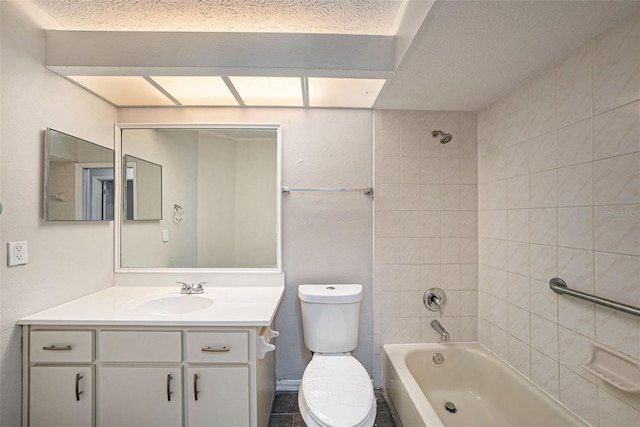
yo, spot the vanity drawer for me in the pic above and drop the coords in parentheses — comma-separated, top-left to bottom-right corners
(99, 331, 182, 362)
(186, 331, 249, 363)
(30, 330, 93, 363)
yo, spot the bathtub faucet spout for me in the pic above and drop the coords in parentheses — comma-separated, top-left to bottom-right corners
(431, 320, 450, 342)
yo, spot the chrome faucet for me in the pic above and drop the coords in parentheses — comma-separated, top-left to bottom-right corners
(178, 281, 206, 294)
(431, 319, 450, 342)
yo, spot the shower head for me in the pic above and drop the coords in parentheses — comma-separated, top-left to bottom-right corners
(432, 130, 453, 144)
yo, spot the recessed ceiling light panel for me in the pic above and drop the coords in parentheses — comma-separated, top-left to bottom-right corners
(68, 76, 175, 106)
(229, 77, 303, 107)
(308, 78, 386, 108)
(150, 76, 238, 106)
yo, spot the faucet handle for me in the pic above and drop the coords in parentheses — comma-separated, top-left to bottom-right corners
(423, 288, 447, 316)
(177, 281, 190, 290)
(195, 282, 207, 291)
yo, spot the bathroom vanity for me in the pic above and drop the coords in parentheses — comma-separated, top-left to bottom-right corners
(18, 285, 284, 427)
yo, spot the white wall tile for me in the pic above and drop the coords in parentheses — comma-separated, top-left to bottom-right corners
(421, 238, 441, 264)
(594, 153, 640, 206)
(594, 205, 640, 256)
(560, 367, 598, 426)
(376, 210, 401, 237)
(595, 251, 640, 307)
(559, 326, 596, 382)
(421, 211, 441, 237)
(557, 43, 593, 128)
(557, 247, 595, 293)
(598, 389, 640, 427)
(507, 175, 530, 209)
(530, 169, 557, 208)
(380, 156, 401, 184)
(530, 208, 558, 246)
(558, 207, 594, 250)
(593, 10, 640, 114)
(421, 157, 441, 184)
(441, 264, 461, 290)
(441, 184, 461, 210)
(529, 133, 557, 174)
(401, 238, 422, 264)
(400, 210, 421, 238)
(531, 314, 559, 360)
(421, 264, 442, 289)
(420, 184, 441, 210)
(557, 118, 593, 168)
(377, 184, 401, 211)
(507, 141, 530, 178)
(594, 101, 640, 160)
(531, 349, 560, 399)
(401, 183, 422, 210)
(530, 244, 558, 281)
(441, 237, 460, 263)
(377, 128, 401, 157)
(460, 238, 478, 264)
(557, 163, 593, 207)
(440, 211, 460, 237)
(528, 66, 558, 139)
(378, 265, 401, 292)
(400, 265, 422, 291)
(459, 211, 478, 238)
(401, 156, 421, 184)
(530, 278, 558, 323)
(460, 185, 478, 211)
(508, 304, 530, 343)
(508, 335, 531, 378)
(508, 273, 530, 310)
(508, 209, 530, 243)
(595, 306, 640, 359)
(508, 241, 530, 276)
(460, 316, 478, 342)
(559, 297, 595, 339)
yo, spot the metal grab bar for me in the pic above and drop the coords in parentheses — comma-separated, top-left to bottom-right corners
(282, 187, 373, 195)
(549, 278, 640, 317)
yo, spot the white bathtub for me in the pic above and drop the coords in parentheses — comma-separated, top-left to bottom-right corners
(383, 343, 588, 427)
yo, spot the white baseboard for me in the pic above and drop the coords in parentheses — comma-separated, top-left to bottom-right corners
(276, 379, 301, 391)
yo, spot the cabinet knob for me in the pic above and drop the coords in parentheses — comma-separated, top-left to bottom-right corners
(43, 345, 72, 351)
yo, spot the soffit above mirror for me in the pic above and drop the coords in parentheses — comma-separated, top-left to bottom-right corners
(25, 0, 435, 109)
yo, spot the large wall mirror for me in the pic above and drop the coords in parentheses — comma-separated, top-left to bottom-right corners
(44, 128, 114, 221)
(117, 125, 281, 271)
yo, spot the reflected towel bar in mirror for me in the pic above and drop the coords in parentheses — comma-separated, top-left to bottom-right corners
(549, 277, 640, 317)
(282, 187, 373, 195)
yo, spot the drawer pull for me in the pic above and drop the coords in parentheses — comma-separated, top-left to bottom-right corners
(75, 373, 83, 401)
(42, 345, 72, 351)
(167, 374, 173, 402)
(201, 346, 230, 353)
(194, 373, 199, 401)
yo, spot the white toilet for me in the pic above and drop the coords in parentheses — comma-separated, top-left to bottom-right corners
(298, 284, 376, 427)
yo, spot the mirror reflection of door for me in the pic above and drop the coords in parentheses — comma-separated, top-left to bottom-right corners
(79, 165, 114, 220)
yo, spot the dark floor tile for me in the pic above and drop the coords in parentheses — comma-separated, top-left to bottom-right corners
(271, 391, 299, 414)
(374, 411, 396, 427)
(268, 413, 293, 427)
(292, 413, 306, 427)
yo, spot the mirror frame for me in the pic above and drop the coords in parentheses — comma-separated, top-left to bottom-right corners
(44, 128, 115, 222)
(114, 123, 282, 274)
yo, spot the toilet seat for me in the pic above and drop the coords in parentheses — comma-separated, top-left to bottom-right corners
(298, 354, 376, 427)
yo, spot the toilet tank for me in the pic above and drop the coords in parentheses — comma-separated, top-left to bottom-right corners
(298, 284, 362, 353)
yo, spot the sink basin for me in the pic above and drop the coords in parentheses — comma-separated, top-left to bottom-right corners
(135, 295, 213, 316)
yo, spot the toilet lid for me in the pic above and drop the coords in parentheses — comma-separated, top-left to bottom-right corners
(301, 355, 374, 427)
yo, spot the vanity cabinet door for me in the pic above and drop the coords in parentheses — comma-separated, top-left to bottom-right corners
(29, 366, 93, 427)
(98, 366, 182, 427)
(187, 366, 250, 427)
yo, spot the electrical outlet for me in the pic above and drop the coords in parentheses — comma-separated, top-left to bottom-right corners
(8, 240, 28, 266)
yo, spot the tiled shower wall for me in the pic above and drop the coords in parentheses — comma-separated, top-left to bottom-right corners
(372, 110, 478, 385)
(477, 10, 640, 426)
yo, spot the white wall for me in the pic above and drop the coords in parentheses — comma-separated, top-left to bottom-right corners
(0, 2, 118, 425)
(118, 107, 374, 384)
(477, 10, 640, 425)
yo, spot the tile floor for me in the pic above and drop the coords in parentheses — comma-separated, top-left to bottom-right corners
(268, 389, 396, 427)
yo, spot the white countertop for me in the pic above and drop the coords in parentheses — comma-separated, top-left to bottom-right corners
(18, 285, 284, 326)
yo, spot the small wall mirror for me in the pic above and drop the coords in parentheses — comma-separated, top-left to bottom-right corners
(118, 126, 280, 270)
(123, 154, 162, 221)
(44, 128, 114, 221)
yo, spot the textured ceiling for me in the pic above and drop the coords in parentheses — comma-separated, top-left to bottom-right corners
(30, 0, 403, 34)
